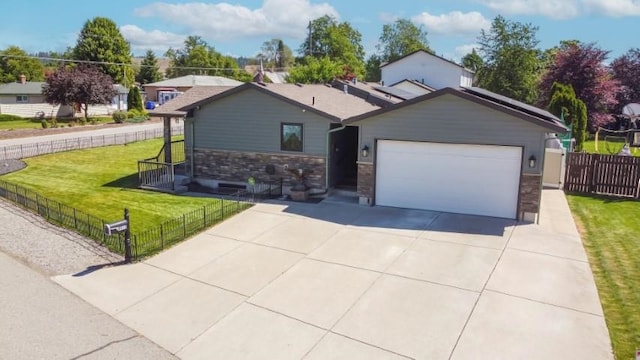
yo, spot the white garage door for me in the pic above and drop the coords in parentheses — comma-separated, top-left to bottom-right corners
(375, 140, 522, 219)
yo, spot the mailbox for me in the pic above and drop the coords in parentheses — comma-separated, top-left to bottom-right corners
(104, 219, 128, 235)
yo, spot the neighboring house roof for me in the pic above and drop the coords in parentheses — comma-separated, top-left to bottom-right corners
(150, 86, 238, 117)
(264, 71, 289, 84)
(389, 79, 437, 92)
(380, 49, 474, 73)
(0, 82, 44, 95)
(113, 84, 130, 94)
(182, 82, 384, 122)
(344, 86, 568, 133)
(143, 75, 243, 88)
(372, 85, 420, 101)
(331, 80, 403, 105)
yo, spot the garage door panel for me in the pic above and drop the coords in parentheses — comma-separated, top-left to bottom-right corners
(375, 140, 521, 219)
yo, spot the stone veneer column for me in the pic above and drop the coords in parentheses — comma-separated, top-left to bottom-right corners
(193, 149, 326, 189)
(519, 174, 542, 220)
(357, 162, 374, 204)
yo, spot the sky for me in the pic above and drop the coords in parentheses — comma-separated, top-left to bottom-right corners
(1, 0, 639, 62)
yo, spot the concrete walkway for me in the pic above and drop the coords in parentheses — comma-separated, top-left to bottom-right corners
(54, 189, 613, 360)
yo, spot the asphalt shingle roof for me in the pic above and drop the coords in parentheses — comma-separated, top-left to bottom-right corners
(143, 75, 243, 88)
(0, 82, 44, 95)
(150, 86, 237, 117)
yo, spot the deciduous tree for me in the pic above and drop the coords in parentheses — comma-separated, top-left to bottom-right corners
(611, 48, 640, 111)
(377, 19, 431, 63)
(42, 65, 116, 120)
(476, 16, 541, 104)
(539, 42, 621, 130)
(258, 39, 294, 69)
(0, 46, 44, 83)
(286, 56, 342, 84)
(298, 16, 365, 79)
(165, 36, 251, 82)
(73, 17, 134, 86)
(136, 50, 163, 85)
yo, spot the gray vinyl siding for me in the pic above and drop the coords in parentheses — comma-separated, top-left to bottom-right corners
(191, 88, 330, 156)
(357, 94, 547, 174)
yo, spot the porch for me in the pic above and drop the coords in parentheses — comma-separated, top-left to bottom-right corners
(138, 139, 188, 193)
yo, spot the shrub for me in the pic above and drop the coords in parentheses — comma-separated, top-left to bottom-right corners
(50, 118, 58, 128)
(0, 114, 23, 122)
(79, 117, 87, 126)
(127, 86, 144, 112)
(41, 120, 49, 128)
(112, 111, 127, 123)
(127, 109, 148, 118)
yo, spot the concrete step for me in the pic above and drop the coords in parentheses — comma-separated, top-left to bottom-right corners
(174, 184, 189, 194)
(174, 175, 191, 185)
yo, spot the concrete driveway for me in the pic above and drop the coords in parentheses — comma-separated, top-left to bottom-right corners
(54, 189, 613, 360)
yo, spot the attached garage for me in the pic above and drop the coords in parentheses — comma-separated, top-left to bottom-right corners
(349, 87, 568, 221)
(375, 140, 522, 219)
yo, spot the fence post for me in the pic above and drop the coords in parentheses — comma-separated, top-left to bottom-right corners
(160, 223, 164, 249)
(73, 208, 78, 229)
(20, 144, 23, 159)
(183, 214, 187, 238)
(203, 207, 207, 226)
(58, 202, 62, 222)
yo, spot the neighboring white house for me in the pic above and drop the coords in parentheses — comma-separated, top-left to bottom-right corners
(0, 75, 129, 118)
(381, 50, 474, 90)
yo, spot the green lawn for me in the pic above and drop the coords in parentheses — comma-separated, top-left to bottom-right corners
(0, 116, 113, 130)
(567, 194, 640, 359)
(0, 136, 221, 233)
(581, 139, 640, 157)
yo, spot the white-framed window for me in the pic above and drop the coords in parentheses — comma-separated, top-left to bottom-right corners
(16, 95, 28, 103)
(281, 123, 303, 152)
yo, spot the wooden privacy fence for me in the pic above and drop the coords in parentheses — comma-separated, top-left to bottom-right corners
(565, 152, 640, 198)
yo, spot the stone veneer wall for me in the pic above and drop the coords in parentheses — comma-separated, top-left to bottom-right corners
(193, 148, 326, 189)
(357, 162, 374, 198)
(519, 174, 542, 214)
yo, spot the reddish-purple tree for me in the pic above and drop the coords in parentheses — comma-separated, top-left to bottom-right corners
(611, 48, 640, 111)
(539, 42, 621, 130)
(42, 65, 116, 119)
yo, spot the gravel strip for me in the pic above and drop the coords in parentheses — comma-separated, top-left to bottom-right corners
(0, 159, 26, 175)
(0, 199, 122, 276)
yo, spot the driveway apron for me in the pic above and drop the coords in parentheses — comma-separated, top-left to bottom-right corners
(54, 189, 613, 360)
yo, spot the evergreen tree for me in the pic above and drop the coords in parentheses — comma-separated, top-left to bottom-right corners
(127, 86, 143, 112)
(136, 50, 162, 85)
(73, 17, 134, 85)
(547, 82, 587, 150)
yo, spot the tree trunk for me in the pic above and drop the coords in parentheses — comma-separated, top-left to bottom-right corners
(83, 103, 89, 120)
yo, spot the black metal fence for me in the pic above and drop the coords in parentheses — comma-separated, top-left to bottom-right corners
(0, 126, 184, 161)
(0, 178, 282, 261)
(0, 180, 126, 255)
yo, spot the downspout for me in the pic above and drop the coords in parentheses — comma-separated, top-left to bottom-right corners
(325, 124, 347, 191)
(189, 117, 195, 178)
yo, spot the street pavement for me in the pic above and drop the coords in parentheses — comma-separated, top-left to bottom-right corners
(0, 250, 177, 359)
(0, 121, 170, 146)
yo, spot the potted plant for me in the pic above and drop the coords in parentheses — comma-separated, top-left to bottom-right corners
(287, 168, 313, 201)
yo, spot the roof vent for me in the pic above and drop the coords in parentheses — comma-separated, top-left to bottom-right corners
(295, 83, 303, 87)
(343, 84, 348, 94)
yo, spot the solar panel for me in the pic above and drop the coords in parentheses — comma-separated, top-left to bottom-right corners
(372, 86, 419, 100)
(463, 87, 558, 121)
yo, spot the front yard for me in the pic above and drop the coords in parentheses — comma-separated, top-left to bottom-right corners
(0, 137, 222, 233)
(567, 194, 640, 359)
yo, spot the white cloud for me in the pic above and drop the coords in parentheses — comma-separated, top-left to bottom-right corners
(455, 44, 480, 58)
(582, 0, 640, 16)
(477, 0, 581, 19)
(133, 0, 338, 40)
(412, 11, 490, 35)
(120, 25, 185, 53)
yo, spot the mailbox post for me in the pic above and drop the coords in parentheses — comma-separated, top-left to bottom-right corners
(104, 208, 132, 264)
(124, 208, 132, 263)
